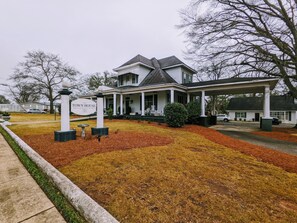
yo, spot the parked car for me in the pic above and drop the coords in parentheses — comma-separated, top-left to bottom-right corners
(272, 117, 282, 125)
(216, 114, 230, 122)
(27, 108, 46, 114)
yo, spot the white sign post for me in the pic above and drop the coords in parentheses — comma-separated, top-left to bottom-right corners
(54, 87, 76, 142)
(91, 92, 109, 136)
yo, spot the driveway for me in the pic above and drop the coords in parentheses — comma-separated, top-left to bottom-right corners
(210, 121, 297, 156)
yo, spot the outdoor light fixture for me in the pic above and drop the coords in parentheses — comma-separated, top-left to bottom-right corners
(62, 81, 71, 89)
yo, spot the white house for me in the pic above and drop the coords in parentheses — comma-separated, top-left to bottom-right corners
(82, 54, 279, 130)
(227, 95, 297, 124)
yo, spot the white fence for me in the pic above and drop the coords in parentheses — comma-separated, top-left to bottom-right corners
(0, 104, 23, 112)
(0, 103, 48, 112)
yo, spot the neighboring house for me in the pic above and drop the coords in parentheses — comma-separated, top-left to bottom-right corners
(0, 101, 59, 112)
(226, 95, 297, 124)
(81, 54, 279, 129)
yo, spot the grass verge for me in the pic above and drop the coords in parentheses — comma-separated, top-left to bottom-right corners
(0, 125, 86, 223)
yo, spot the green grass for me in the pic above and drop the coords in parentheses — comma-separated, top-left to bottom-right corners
(0, 126, 87, 223)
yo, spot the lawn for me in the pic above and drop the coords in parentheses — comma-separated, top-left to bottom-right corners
(9, 112, 61, 122)
(7, 116, 297, 222)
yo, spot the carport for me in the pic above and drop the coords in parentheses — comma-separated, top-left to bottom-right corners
(183, 77, 279, 131)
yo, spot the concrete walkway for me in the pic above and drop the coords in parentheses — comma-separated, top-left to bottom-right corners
(0, 134, 65, 223)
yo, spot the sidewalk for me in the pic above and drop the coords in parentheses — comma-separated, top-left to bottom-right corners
(0, 134, 66, 223)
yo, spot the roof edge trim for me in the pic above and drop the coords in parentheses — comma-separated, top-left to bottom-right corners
(113, 62, 155, 72)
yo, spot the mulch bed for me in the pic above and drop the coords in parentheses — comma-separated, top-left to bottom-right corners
(252, 127, 297, 143)
(183, 125, 297, 173)
(22, 131, 173, 168)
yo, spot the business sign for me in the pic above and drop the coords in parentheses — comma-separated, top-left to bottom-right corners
(71, 99, 96, 116)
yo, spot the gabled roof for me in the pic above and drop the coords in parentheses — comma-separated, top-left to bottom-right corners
(227, 95, 297, 111)
(158, 56, 196, 73)
(139, 57, 177, 86)
(139, 68, 177, 86)
(115, 54, 154, 70)
(158, 56, 184, 68)
(114, 54, 196, 73)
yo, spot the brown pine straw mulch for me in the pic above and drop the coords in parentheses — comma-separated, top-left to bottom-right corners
(22, 131, 173, 168)
(252, 127, 297, 143)
(183, 125, 297, 174)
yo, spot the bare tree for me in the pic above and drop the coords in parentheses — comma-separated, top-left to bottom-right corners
(87, 71, 116, 90)
(179, 0, 297, 98)
(0, 95, 10, 104)
(10, 51, 80, 113)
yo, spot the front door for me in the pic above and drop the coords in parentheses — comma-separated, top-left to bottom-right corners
(255, 113, 260, 121)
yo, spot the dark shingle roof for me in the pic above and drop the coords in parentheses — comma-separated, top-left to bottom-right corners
(139, 69, 177, 86)
(139, 58, 177, 86)
(116, 54, 153, 69)
(115, 55, 196, 73)
(114, 55, 196, 86)
(183, 77, 275, 87)
(159, 56, 196, 72)
(158, 56, 184, 68)
(227, 95, 297, 111)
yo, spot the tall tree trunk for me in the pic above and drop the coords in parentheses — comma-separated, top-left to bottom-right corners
(49, 89, 54, 114)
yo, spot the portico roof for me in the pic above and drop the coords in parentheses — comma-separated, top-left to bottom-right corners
(80, 77, 279, 97)
(185, 77, 279, 95)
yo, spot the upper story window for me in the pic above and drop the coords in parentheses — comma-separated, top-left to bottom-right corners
(118, 73, 139, 86)
(132, 75, 138, 84)
(182, 72, 193, 84)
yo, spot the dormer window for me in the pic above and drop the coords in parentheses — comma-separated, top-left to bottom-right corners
(118, 73, 139, 86)
(182, 72, 193, 84)
(132, 74, 138, 84)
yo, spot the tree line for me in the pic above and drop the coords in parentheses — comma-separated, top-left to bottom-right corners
(1, 51, 116, 113)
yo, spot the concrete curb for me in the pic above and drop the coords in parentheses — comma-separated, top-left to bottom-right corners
(1, 124, 119, 223)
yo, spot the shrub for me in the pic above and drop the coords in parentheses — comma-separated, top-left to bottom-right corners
(3, 112, 10, 116)
(186, 101, 201, 124)
(164, 103, 188, 127)
(107, 108, 113, 120)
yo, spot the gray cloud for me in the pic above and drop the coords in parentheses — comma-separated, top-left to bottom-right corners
(0, 0, 190, 95)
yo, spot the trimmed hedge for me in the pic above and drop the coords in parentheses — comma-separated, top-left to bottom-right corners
(186, 101, 201, 124)
(164, 103, 188, 127)
(124, 115, 165, 123)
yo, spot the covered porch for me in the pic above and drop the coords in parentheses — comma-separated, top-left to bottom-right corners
(185, 77, 279, 131)
(102, 84, 190, 117)
(94, 77, 278, 131)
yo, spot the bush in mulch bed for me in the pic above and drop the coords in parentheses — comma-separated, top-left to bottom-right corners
(183, 125, 297, 174)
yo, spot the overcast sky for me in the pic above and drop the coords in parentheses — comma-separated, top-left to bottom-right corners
(0, 0, 191, 93)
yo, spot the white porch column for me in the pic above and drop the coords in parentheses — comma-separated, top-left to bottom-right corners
(103, 96, 106, 110)
(141, 92, 145, 116)
(170, 88, 174, 103)
(201, 90, 206, 117)
(113, 93, 117, 116)
(263, 85, 270, 118)
(60, 91, 71, 131)
(187, 93, 190, 103)
(120, 94, 123, 115)
(96, 93, 104, 128)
